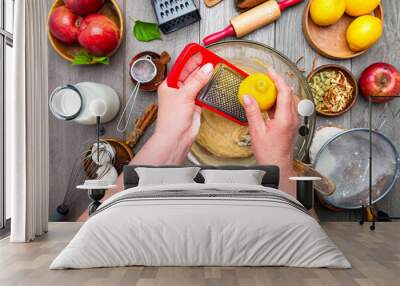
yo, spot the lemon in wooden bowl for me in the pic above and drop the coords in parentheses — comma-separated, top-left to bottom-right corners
(345, 0, 381, 17)
(310, 0, 346, 26)
(346, 15, 383, 52)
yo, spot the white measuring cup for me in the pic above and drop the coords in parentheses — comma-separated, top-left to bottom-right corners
(117, 56, 157, 133)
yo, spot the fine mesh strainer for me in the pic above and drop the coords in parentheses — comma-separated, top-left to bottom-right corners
(314, 128, 400, 209)
(117, 56, 157, 132)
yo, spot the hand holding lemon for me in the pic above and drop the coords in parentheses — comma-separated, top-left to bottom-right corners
(238, 73, 277, 112)
(238, 68, 299, 197)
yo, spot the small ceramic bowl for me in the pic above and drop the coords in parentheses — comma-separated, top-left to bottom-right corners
(307, 64, 358, 117)
(48, 0, 124, 63)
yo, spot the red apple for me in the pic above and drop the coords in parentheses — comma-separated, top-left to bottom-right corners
(49, 6, 81, 44)
(359, 63, 400, 103)
(64, 0, 105, 16)
(78, 14, 120, 56)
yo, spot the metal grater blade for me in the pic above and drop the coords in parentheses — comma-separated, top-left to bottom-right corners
(197, 64, 247, 124)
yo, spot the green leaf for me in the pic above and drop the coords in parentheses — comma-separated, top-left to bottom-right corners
(72, 51, 91, 65)
(72, 50, 110, 65)
(92, 56, 110, 65)
(133, 20, 161, 42)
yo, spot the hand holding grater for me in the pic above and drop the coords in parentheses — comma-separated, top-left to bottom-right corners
(167, 43, 249, 125)
(151, 0, 201, 34)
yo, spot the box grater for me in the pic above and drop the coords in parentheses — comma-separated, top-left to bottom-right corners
(167, 43, 249, 125)
(151, 0, 201, 34)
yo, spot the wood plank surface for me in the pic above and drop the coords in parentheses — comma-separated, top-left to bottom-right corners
(48, 0, 400, 221)
(47, 0, 126, 221)
(125, 0, 201, 153)
(1, 222, 400, 286)
(350, 0, 400, 220)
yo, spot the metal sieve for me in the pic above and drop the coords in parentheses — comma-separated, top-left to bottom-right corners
(314, 128, 400, 209)
(117, 56, 157, 132)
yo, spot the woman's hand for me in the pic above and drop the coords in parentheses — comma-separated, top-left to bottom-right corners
(131, 53, 213, 165)
(242, 68, 299, 196)
(155, 54, 213, 149)
(81, 57, 213, 221)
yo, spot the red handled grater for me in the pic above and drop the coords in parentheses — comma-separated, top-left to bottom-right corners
(167, 43, 249, 125)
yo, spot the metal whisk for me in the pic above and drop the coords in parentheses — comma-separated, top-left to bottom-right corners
(56, 139, 115, 216)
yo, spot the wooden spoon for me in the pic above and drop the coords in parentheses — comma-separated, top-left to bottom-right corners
(293, 160, 336, 197)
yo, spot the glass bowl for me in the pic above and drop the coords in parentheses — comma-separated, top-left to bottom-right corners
(189, 40, 315, 166)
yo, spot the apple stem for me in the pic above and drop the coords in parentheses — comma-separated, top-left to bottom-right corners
(378, 74, 389, 88)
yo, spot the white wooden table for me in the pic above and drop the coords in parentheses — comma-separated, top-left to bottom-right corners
(47, 0, 400, 221)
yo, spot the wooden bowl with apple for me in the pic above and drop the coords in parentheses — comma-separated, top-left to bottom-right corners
(48, 0, 124, 64)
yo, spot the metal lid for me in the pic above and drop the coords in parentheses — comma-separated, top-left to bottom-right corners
(49, 84, 83, 121)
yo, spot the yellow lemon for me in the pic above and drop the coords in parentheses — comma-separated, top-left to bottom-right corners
(345, 0, 380, 17)
(238, 73, 277, 112)
(310, 0, 346, 26)
(346, 15, 383, 51)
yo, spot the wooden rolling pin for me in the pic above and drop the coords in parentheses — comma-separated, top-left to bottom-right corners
(203, 0, 303, 45)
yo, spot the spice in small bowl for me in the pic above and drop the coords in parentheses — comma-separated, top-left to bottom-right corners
(307, 65, 358, 116)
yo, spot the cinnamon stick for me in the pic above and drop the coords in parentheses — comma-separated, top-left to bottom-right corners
(126, 104, 158, 148)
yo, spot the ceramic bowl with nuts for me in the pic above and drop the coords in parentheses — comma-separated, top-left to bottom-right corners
(307, 65, 358, 117)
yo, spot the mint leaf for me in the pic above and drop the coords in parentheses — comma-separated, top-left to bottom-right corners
(92, 56, 110, 65)
(72, 51, 91, 65)
(72, 50, 110, 65)
(133, 21, 161, 42)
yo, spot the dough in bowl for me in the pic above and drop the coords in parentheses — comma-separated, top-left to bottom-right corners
(196, 109, 253, 158)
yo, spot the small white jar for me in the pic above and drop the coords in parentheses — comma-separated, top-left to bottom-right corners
(49, 82, 120, 125)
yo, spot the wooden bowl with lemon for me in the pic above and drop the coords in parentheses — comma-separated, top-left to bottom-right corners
(303, 0, 384, 60)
